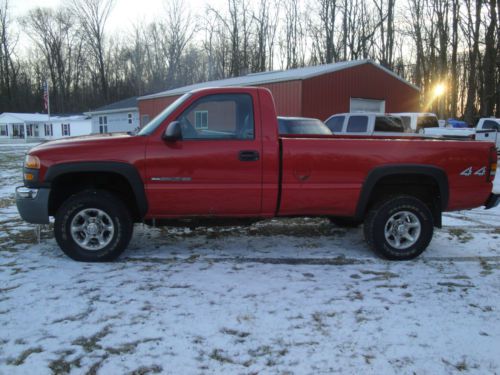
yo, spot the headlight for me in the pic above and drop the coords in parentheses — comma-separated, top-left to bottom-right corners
(25, 155, 40, 169)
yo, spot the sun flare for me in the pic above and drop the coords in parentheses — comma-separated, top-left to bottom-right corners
(433, 83, 446, 97)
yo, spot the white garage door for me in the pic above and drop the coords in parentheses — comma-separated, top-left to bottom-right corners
(350, 98, 385, 113)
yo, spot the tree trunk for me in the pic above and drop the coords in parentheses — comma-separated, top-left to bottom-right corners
(450, 0, 459, 118)
(482, 0, 497, 116)
(464, 0, 482, 125)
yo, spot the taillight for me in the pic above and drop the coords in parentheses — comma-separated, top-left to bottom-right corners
(488, 146, 497, 182)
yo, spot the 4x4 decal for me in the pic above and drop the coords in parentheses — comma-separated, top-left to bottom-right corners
(460, 166, 486, 176)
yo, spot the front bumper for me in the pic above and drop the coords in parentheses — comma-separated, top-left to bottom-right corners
(15, 186, 50, 224)
(484, 193, 500, 210)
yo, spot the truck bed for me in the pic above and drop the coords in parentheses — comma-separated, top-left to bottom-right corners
(278, 136, 494, 216)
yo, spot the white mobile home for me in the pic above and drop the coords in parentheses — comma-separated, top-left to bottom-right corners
(0, 113, 92, 143)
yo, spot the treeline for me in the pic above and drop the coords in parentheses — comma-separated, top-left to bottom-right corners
(0, 0, 499, 123)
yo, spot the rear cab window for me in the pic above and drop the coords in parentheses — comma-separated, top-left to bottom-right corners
(416, 116, 439, 131)
(374, 116, 406, 132)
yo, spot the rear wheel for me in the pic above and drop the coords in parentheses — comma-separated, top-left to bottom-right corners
(363, 195, 434, 260)
(54, 190, 133, 262)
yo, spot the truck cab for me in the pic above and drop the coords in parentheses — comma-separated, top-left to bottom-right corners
(475, 118, 500, 153)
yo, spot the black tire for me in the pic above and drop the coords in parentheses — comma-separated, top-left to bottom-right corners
(54, 190, 133, 262)
(363, 195, 434, 260)
(329, 217, 362, 228)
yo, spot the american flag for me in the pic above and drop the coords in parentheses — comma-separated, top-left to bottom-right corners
(43, 81, 49, 111)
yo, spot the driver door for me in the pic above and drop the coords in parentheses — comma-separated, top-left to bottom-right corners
(145, 92, 263, 217)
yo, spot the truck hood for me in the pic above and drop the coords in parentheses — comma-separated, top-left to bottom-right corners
(28, 132, 148, 177)
(29, 133, 134, 153)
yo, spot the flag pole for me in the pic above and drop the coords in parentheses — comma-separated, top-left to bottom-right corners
(47, 80, 51, 121)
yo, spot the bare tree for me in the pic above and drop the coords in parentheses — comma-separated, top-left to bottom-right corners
(265, 1, 280, 71)
(201, 14, 226, 80)
(22, 7, 77, 112)
(283, 0, 302, 68)
(432, 0, 450, 117)
(0, 0, 17, 111)
(449, 0, 460, 117)
(496, 0, 500, 117)
(482, 0, 497, 116)
(315, 0, 340, 64)
(373, 0, 396, 68)
(463, 0, 482, 124)
(124, 25, 147, 96)
(253, 0, 271, 71)
(71, 0, 114, 101)
(162, 0, 194, 87)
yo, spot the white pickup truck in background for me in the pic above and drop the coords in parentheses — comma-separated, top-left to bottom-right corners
(475, 118, 500, 153)
(422, 117, 499, 151)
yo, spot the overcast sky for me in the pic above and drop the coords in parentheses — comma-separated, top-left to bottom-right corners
(14, 0, 181, 28)
(11, 0, 226, 52)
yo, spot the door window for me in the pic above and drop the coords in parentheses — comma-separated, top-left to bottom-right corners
(177, 94, 254, 140)
(346, 116, 368, 132)
(483, 120, 500, 131)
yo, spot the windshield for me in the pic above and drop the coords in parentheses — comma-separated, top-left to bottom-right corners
(138, 93, 191, 135)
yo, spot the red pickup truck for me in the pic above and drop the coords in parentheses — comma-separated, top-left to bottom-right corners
(16, 87, 499, 262)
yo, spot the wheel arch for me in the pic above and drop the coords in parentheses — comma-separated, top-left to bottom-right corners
(45, 162, 148, 221)
(355, 165, 449, 227)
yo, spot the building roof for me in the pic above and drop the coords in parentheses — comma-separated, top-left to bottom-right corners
(87, 96, 139, 115)
(0, 113, 88, 124)
(139, 59, 419, 101)
(0, 113, 50, 122)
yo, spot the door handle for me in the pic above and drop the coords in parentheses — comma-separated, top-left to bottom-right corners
(238, 150, 260, 162)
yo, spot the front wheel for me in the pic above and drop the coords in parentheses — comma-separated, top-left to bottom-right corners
(363, 195, 434, 260)
(54, 190, 133, 262)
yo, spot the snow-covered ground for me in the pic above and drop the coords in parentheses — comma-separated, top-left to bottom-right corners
(0, 144, 499, 374)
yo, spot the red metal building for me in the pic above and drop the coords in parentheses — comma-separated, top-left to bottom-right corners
(138, 59, 419, 126)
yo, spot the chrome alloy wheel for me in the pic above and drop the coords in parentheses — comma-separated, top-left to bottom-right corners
(384, 211, 421, 250)
(70, 208, 115, 251)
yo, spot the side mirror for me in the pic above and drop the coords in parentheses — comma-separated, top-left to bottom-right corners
(163, 121, 182, 142)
